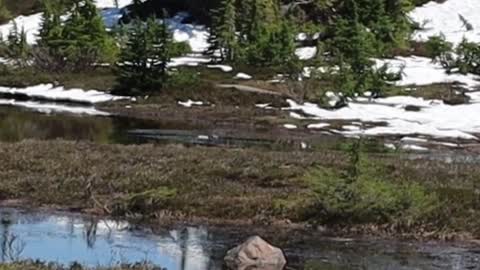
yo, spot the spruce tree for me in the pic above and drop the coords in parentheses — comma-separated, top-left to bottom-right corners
(115, 17, 172, 94)
(208, 0, 237, 62)
(62, 0, 117, 69)
(0, 0, 10, 23)
(37, 0, 64, 49)
(4, 22, 31, 67)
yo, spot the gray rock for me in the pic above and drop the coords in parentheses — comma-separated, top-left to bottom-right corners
(224, 236, 287, 270)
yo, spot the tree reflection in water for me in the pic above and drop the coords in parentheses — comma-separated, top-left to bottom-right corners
(0, 208, 217, 269)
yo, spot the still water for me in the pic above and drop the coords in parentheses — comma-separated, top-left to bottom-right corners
(1, 208, 480, 270)
(0, 106, 301, 149)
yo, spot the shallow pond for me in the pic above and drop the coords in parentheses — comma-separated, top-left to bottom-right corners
(0, 106, 306, 149)
(1, 208, 480, 270)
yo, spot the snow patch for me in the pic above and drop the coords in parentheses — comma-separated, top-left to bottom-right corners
(295, 46, 317, 60)
(234, 73, 252, 80)
(207, 64, 233, 72)
(287, 96, 480, 140)
(178, 99, 204, 107)
(0, 99, 109, 115)
(409, 0, 480, 45)
(377, 56, 480, 90)
(0, 84, 129, 104)
(168, 56, 210, 67)
(95, 0, 133, 9)
(402, 144, 429, 152)
(166, 12, 209, 53)
(307, 123, 330, 129)
(284, 124, 298, 129)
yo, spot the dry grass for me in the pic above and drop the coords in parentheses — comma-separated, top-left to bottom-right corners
(1, 140, 480, 238)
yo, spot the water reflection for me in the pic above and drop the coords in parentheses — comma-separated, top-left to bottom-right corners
(1, 208, 480, 269)
(0, 107, 301, 149)
(0, 208, 220, 269)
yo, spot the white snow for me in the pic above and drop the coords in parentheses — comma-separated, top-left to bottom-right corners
(0, 13, 42, 44)
(288, 96, 480, 140)
(0, 99, 109, 115)
(402, 144, 429, 152)
(234, 73, 252, 80)
(166, 13, 210, 53)
(0, 10, 210, 55)
(377, 56, 480, 90)
(0, 84, 129, 104)
(284, 124, 298, 129)
(295, 46, 317, 60)
(384, 143, 397, 150)
(307, 123, 330, 129)
(95, 0, 133, 9)
(168, 56, 211, 67)
(178, 99, 204, 107)
(409, 0, 480, 45)
(207, 64, 233, 72)
(343, 125, 361, 131)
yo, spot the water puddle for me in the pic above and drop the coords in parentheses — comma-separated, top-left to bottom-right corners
(0, 106, 299, 149)
(1, 208, 480, 269)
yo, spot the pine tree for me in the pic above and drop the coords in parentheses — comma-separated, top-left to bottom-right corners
(208, 0, 237, 62)
(0, 0, 10, 23)
(2, 22, 31, 67)
(61, 0, 117, 69)
(37, 0, 64, 49)
(115, 16, 172, 94)
(236, 0, 253, 44)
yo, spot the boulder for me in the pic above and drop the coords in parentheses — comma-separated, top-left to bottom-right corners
(224, 236, 287, 270)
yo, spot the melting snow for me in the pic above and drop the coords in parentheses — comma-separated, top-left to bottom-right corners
(178, 99, 204, 107)
(402, 144, 429, 152)
(284, 124, 298, 129)
(0, 99, 109, 115)
(0, 84, 129, 104)
(95, 0, 133, 9)
(234, 73, 252, 80)
(287, 97, 480, 140)
(409, 0, 480, 45)
(0, 13, 42, 44)
(207, 64, 233, 72)
(295, 46, 317, 60)
(377, 56, 480, 90)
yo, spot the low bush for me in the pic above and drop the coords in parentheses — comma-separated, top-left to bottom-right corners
(304, 142, 439, 224)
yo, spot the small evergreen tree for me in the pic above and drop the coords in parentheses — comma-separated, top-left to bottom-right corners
(115, 16, 172, 94)
(62, 0, 117, 69)
(208, 0, 237, 62)
(3, 22, 31, 67)
(0, 0, 10, 23)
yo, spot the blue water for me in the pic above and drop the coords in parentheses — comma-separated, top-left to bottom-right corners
(1, 208, 480, 270)
(0, 208, 221, 269)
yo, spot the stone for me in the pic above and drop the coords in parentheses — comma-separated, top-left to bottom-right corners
(224, 236, 287, 270)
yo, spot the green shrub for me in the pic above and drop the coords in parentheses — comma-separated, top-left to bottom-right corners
(425, 35, 453, 61)
(170, 41, 191, 57)
(454, 39, 480, 75)
(304, 145, 439, 224)
(166, 69, 200, 89)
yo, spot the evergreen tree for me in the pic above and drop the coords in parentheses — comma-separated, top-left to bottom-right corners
(0, 0, 10, 23)
(115, 17, 172, 94)
(4, 22, 31, 67)
(236, 0, 253, 44)
(208, 0, 237, 62)
(61, 0, 117, 69)
(37, 0, 64, 49)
